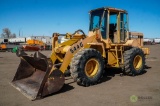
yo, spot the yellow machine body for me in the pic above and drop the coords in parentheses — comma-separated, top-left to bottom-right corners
(11, 7, 149, 100)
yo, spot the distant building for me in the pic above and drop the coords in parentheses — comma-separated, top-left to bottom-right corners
(0, 38, 9, 43)
(0, 38, 4, 43)
(9, 37, 26, 43)
(143, 38, 153, 42)
(154, 38, 160, 44)
(143, 38, 153, 45)
(143, 38, 160, 45)
(7, 36, 52, 45)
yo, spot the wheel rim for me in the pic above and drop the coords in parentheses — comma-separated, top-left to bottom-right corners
(133, 55, 142, 70)
(85, 58, 99, 77)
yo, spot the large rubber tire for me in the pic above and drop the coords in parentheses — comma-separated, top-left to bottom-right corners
(70, 48, 105, 87)
(123, 47, 145, 75)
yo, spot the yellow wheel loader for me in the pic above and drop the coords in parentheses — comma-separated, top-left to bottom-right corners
(11, 7, 149, 100)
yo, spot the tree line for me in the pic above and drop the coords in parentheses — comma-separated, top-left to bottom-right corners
(1, 28, 16, 38)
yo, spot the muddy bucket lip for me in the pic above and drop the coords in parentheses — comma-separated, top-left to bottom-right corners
(10, 69, 46, 101)
(10, 82, 37, 100)
(11, 52, 52, 100)
(11, 51, 65, 100)
(10, 69, 65, 101)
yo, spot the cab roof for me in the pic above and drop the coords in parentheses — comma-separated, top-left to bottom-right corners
(89, 7, 128, 13)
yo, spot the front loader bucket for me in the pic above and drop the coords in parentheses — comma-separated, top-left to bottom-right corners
(11, 51, 65, 100)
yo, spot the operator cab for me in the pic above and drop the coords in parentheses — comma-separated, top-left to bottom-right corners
(89, 7, 129, 43)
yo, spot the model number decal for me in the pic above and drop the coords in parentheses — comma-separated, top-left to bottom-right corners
(70, 42, 83, 53)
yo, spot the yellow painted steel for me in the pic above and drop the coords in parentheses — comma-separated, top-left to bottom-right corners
(85, 58, 99, 77)
(49, 30, 106, 73)
(47, 7, 150, 82)
(49, 7, 150, 74)
(117, 12, 121, 43)
(142, 47, 150, 55)
(107, 44, 124, 67)
(133, 55, 142, 70)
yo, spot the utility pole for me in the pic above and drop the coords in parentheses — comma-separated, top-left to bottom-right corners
(19, 28, 22, 37)
(19, 29, 20, 37)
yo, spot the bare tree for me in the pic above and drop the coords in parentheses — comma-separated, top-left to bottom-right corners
(10, 33, 16, 38)
(1, 28, 16, 38)
(1, 28, 11, 38)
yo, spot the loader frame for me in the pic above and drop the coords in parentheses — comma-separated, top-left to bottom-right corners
(11, 7, 150, 100)
(50, 7, 149, 72)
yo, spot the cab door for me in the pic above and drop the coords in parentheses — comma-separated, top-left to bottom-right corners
(120, 13, 128, 42)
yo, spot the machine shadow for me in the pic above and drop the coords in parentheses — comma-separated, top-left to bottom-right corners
(44, 65, 151, 99)
(104, 68, 123, 77)
(102, 66, 149, 78)
(145, 65, 152, 69)
(58, 84, 75, 93)
(44, 84, 75, 99)
(138, 65, 151, 75)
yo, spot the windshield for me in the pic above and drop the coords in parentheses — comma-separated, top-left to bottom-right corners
(89, 10, 104, 31)
(89, 10, 107, 39)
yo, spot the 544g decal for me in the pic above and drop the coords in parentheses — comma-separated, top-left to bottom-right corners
(70, 42, 83, 53)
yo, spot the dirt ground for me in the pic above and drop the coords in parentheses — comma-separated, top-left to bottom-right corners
(0, 45, 160, 106)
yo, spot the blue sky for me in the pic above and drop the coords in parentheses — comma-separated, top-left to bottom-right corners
(0, 0, 160, 38)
